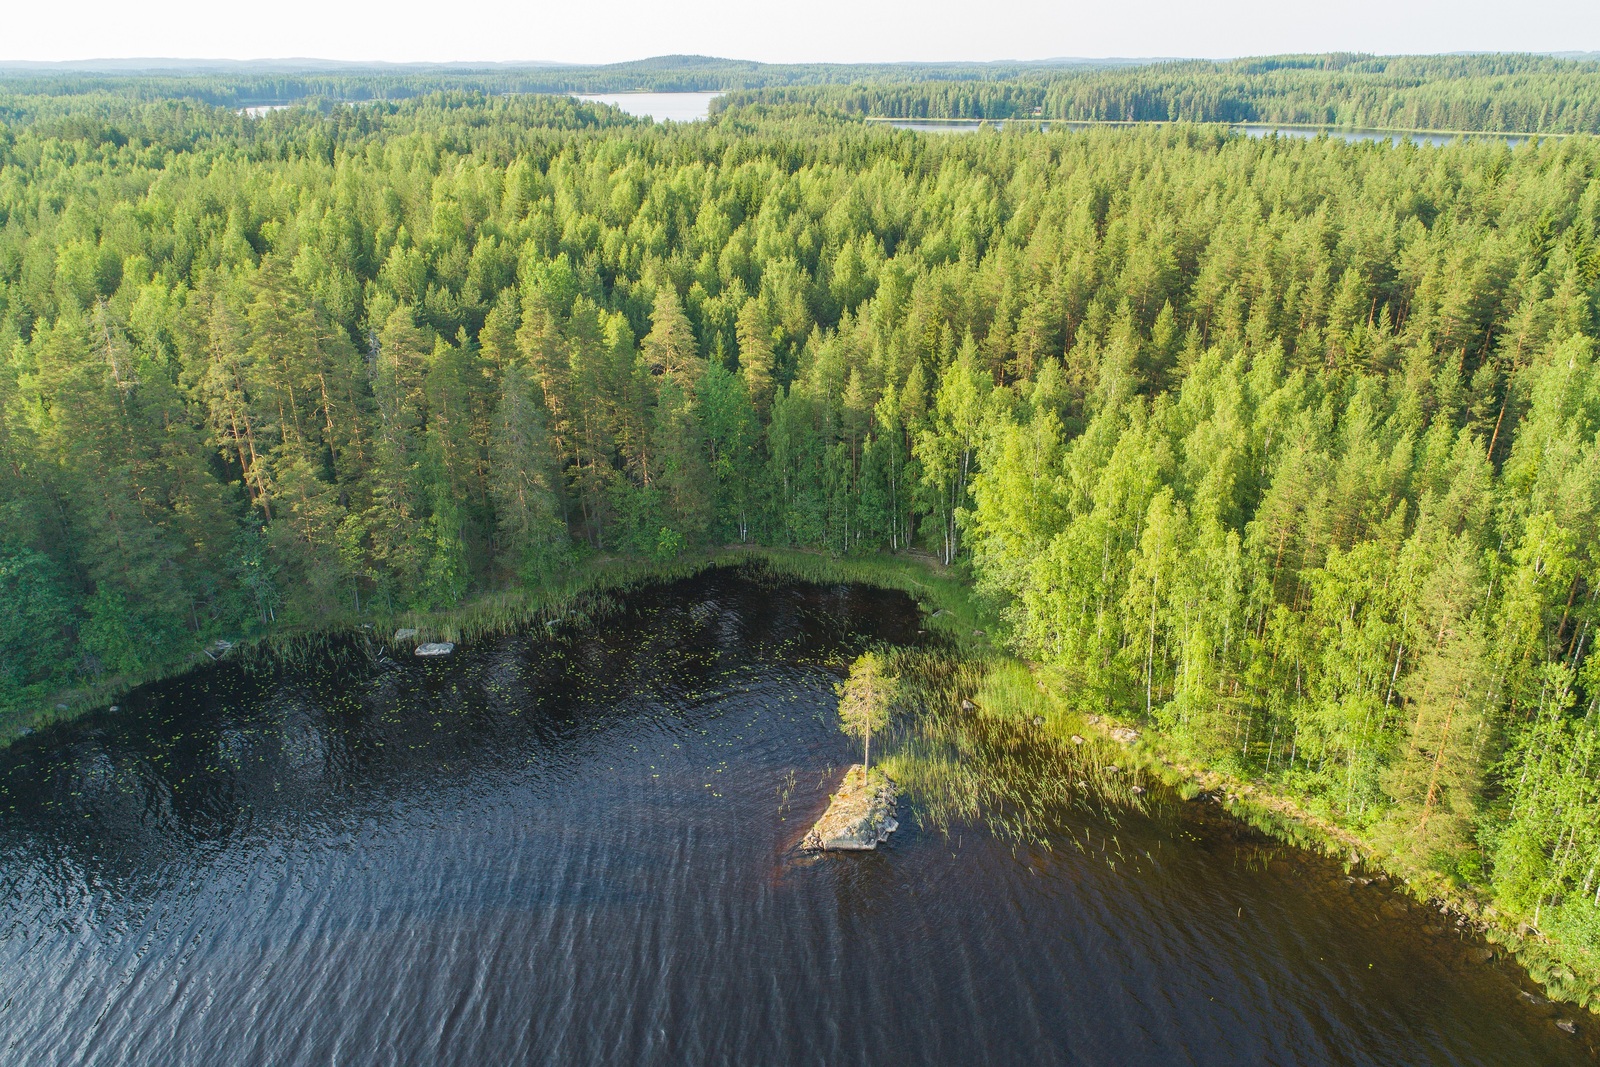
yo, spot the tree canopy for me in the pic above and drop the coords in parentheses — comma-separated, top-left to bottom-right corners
(717, 54, 1600, 134)
(0, 85, 1598, 979)
(838, 651, 898, 770)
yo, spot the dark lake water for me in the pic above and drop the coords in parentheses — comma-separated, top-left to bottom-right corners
(0, 568, 1591, 1065)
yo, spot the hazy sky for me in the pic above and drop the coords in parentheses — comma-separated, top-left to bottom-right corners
(6, 0, 1599, 64)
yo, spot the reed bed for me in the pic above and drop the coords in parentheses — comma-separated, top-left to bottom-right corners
(878, 645, 1165, 851)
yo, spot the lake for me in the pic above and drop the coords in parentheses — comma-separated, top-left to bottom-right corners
(575, 92, 723, 122)
(1233, 124, 1533, 148)
(886, 119, 1536, 147)
(0, 567, 1589, 1065)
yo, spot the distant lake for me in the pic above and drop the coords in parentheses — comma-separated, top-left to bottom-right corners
(575, 92, 723, 122)
(890, 121, 995, 135)
(1234, 124, 1533, 148)
(886, 119, 1535, 147)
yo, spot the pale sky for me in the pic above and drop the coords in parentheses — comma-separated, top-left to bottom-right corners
(5, 0, 1598, 65)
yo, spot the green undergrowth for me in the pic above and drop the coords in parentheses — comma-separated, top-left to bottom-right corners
(991, 669, 1598, 1015)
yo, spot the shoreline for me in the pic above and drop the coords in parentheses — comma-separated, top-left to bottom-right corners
(7, 545, 1594, 1018)
(980, 667, 1600, 1021)
(4, 546, 983, 748)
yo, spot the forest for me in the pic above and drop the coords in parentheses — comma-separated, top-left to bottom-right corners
(718, 54, 1600, 133)
(9, 53, 1600, 133)
(0, 54, 1113, 110)
(0, 84, 1597, 979)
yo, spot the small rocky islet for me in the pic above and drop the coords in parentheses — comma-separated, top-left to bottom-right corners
(804, 765, 898, 851)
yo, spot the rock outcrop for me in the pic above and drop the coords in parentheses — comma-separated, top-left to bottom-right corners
(804, 765, 899, 851)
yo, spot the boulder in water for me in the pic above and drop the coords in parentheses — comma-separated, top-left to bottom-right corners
(414, 642, 455, 657)
(804, 765, 898, 851)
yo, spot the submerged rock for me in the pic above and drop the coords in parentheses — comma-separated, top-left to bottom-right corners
(804, 765, 899, 851)
(414, 642, 455, 657)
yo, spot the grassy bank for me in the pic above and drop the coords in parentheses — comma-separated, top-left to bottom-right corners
(3, 544, 978, 748)
(5, 551, 709, 745)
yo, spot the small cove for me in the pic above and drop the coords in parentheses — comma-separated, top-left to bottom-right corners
(0, 567, 1589, 1065)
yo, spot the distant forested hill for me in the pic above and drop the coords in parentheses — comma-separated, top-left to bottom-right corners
(7, 52, 1600, 135)
(0, 54, 1127, 109)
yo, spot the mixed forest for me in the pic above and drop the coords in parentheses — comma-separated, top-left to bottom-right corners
(718, 53, 1600, 133)
(0, 55, 1100, 110)
(8, 53, 1600, 133)
(0, 80, 1598, 983)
